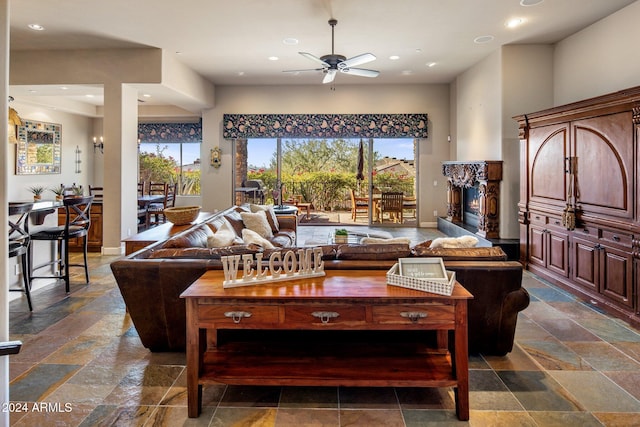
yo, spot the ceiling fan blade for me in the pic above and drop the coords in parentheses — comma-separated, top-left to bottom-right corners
(323, 69, 337, 84)
(299, 52, 330, 68)
(339, 68, 379, 78)
(338, 53, 376, 70)
(283, 68, 324, 74)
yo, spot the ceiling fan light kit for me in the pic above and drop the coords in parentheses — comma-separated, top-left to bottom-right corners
(284, 19, 380, 84)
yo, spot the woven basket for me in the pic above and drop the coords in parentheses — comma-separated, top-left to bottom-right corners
(163, 206, 201, 225)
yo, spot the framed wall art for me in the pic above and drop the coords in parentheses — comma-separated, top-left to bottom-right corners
(15, 120, 62, 175)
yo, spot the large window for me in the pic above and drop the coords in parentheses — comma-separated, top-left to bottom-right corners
(238, 137, 416, 225)
(138, 142, 201, 195)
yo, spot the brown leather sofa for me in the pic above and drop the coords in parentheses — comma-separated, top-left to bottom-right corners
(111, 213, 528, 355)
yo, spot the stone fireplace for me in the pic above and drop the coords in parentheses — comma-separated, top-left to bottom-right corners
(442, 161, 503, 239)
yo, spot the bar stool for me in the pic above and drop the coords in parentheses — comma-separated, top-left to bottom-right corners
(9, 202, 34, 311)
(29, 196, 94, 293)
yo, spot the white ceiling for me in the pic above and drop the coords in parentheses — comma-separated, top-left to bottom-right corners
(8, 0, 637, 110)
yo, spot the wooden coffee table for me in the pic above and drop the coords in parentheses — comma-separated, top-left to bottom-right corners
(181, 269, 472, 420)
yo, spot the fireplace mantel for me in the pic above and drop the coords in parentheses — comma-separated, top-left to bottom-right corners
(442, 161, 503, 238)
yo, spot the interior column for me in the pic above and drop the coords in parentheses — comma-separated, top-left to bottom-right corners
(1, 1, 11, 423)
(102, 82, 139, 254)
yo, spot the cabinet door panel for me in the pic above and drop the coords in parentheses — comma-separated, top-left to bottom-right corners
(600, 245, 633, 308)
(528, 225, 546, 268)
(571, 236, 598, 292)
(547, 230, 569, 277)
(529, 124, 569, 208)
(572, 112, 633, 218)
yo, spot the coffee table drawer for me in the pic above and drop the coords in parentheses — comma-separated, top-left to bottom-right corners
(372, 305, 454, 325)
(285, 305, 366, 325)
(199, 305, 279, 325)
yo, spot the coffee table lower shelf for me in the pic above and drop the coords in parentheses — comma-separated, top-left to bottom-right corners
(200, 340, 457, 387)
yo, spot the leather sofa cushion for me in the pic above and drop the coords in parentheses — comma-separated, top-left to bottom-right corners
(413, 246, 507, 260)
(262, 245, 337, 261)
(161, 225, 214, 249)
(336, 243, 411, 260)
(148, 244, 262, 259)
(224, 209, 246, 237)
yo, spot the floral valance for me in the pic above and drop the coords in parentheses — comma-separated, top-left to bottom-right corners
(138, 121, 202, 144)
(222, 113, 428, 139)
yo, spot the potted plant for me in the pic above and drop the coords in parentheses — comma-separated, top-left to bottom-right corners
(50, 184, 66, 201)
(334, 228, 348, 244)
(28, 185, 46, 201)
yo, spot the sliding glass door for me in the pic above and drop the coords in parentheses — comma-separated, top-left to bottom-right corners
(236, 137, 417, 226)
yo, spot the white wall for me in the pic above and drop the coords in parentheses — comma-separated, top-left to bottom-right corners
(7, 102, 94, 201)
(202, 84, 451, 226)
(453, 45, 554, 238)
(554, 0, 640, 105)
(455, 50, 502, 161)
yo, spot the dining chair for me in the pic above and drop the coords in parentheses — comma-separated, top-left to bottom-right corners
(88, 185, 103, 202)
(349, 189, 369, 221)
(403, 195, 417, 220)
(147, 182, 177, 226)
(29, 195, 94, 293)
(377, 192, 404, 223)
(9, 203, 34, 311)
(137, 182, 146, 196)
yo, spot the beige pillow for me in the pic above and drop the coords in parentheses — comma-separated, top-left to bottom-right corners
(241, 228, 275, 249)
(240, 210, 273, 238)
(249, 203, 279, 232)
(429, 236, 479, 249)
(360, 236, 412, 245)
(207, 221, 240, 248)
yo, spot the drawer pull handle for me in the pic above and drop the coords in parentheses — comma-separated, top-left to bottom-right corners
(612, 235, 620, 242)
(400, 311, 428, 323)
(554, 220, 560, 225)
(583, 229, 589, 234)
(224, 311, 252, 324)
(311, 311, 340, 324)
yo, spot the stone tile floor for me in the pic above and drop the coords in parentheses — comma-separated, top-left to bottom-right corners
(7, 225, 640, 426)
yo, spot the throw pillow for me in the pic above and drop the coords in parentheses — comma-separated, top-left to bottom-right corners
(207, 220, 241, 248)
(240, 210, 274, 239)
(429, 236, 479, 249)
(360, 236, 412, 245)
(241, 228, 275, 249)
(249, 203, 280, 233)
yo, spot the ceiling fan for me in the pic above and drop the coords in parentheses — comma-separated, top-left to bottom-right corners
(284, 19, 379, 84)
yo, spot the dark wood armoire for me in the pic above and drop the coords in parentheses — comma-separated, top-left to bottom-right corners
(515, 86, 640, 326)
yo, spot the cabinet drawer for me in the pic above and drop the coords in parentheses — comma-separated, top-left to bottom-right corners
(284, 305, 366, 325)
(575, 225, 599, 238)
(199, 305, 279, 325)
(372, 305, 454, 325)
(529, 213, 547, 225)
(601, 230, 632, 247)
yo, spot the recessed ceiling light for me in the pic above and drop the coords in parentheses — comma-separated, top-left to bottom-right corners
(268, 56, 279, 61)
(389, 55, 400, 61)
(237, 71, 245, 76)
(28, 23, 45, 31)
(85, 94, 95, 98)
(506, 18, 524, 28)
(282, 38, 299, 45)
(142, 93, 151, 98)
(59, 86, 69, 90)
(474, 35, 494, 44)
(427, 62, 437, 68)
(520, 0, 543, 6)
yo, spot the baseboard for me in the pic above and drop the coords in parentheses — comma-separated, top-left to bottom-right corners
(102, 245, 124, 256)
